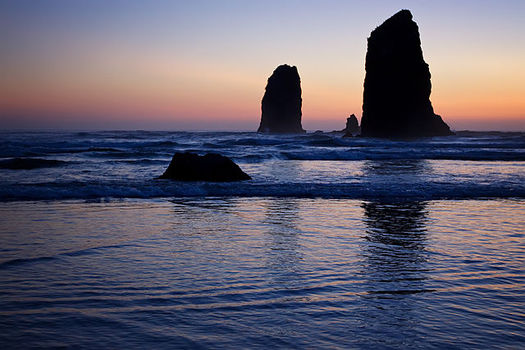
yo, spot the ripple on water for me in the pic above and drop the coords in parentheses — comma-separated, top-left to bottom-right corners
(0, 198, 524, 348)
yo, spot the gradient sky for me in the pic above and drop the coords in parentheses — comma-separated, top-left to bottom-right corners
(1, 0, 524, 131)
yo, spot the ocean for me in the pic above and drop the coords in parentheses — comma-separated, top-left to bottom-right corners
(0, 130, 524, 348)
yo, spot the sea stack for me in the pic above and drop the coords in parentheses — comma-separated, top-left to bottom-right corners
(258, 64, 305, 133)
(343, 114, 360, 137)
(360, 10, 453, 137)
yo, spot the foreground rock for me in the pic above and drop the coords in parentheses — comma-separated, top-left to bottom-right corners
(258, 64, 305, 133)
(159, 153, 251, 182)
(343, 114, 360, 137)
(360, 9, 453, 137)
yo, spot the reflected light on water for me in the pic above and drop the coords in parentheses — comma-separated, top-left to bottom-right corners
(0, 198, 524, 348)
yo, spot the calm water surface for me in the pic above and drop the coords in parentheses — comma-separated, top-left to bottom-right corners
(1, 198, 523, 349)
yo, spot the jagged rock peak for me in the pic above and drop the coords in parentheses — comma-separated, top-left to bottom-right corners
(258, 64, 305, 133)
(360, 9, 453, 137)
(377, 9, 413, 28)
(343, 114, 360, 137)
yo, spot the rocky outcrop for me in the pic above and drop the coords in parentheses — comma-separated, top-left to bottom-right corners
(258, 64, 305, 133)
(343, 114, 360, 137)
(0, 158, 66, 170)
(360, 9, 453, 137)
(159, 152, 251, 182)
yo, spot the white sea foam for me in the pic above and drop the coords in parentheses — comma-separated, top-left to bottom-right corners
(0, 131, 524, 201)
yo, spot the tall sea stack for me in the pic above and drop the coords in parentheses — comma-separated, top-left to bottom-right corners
(258, 64, 305, 133)
(360, 10, 453, 137)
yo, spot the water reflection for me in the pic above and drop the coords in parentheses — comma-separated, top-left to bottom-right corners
(363, 159, 431, 176)
(168, 198, 238, 235)
(360, 158, 431, 289)
(262, 198, 303, 282)
(357, 200, 431, 344)
(358, 159, 432, 343)
(362, 201, 428, 251)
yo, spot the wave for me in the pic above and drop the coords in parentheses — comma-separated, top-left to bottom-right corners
(281, 150, 525, 161)
(2, 131, 524, 161)
(114, 159, 168, 165)
(1, 131, 523, 202)
(0, 255, 57, 269)
(42, 144, 176, 155)
(0, 243, 135, 269)
(40, 147, 125, 155)
(1, 180, 524, 202)
(220, 137, 291, 146)
(0, 158, 68, 170)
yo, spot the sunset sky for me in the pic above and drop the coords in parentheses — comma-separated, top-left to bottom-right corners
(1, 0, 524, 131)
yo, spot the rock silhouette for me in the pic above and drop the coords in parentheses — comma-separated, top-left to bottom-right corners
(343, 114, 360, 137)
(159, 152, 251, 182)
(360, 9, 453, 137)
(258, 64, 305, 133)
(0, 158, 66, 170)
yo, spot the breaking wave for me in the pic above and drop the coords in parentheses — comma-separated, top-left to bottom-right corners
(1, 180, 524, 202)
(1, 130, 524, 201)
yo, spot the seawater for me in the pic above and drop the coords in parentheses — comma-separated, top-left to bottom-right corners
(0, 130, 524, 201)
(0, 131, 524, 348)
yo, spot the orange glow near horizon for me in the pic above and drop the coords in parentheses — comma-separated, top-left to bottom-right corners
(2, 47, 523, 130)
(1, 1, 524, 131)
(2, 67, 523, 131)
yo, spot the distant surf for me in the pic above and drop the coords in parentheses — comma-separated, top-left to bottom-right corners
(1, 130, 524, 201)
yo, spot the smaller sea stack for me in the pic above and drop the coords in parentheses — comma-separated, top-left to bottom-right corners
(360, 10, 453, 137)
(343, 114, 360, 137)
(258, 64, 305, 133)
(159, 152, 251, 182)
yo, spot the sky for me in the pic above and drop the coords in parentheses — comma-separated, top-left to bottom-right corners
(1, 0, 524, 131)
